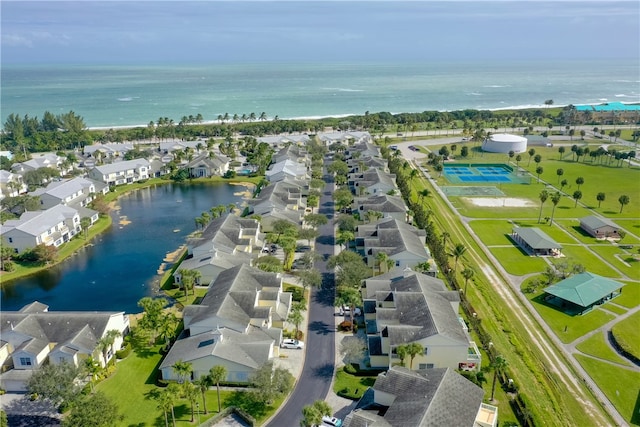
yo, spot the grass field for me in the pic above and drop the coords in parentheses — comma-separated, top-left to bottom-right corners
(611, 311, 640, 361)
(526, 291, 615, 343)
(574, 355, 640, 426)
(614, 282, 640, 308)
(590, 245, 640, 281)
(488, 247, 549, 276)
(575, 332, 632, 366)
(550, 245, 620, 277)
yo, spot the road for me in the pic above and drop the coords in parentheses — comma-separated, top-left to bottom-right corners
(266, 164, 337, 427)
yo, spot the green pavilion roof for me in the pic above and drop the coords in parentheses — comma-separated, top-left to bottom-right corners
(544, 272, 625, 308)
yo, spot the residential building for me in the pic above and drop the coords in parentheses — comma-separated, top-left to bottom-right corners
(265, 159, 309, 182)
(272, 144, 309, 164)
(83, 143, 134, 160)
(363, 269, 481, 371)
(343, 366, 498, 427)
(354, 194, 408, 222)
(87, 158, 151, 186)
(356, 217, 429, 270)
(579, 215, 622, 239)
(185, 153, 230, 178)
(160, 264, 292, 383)
(0, 170, 27, 199)
(30, 177, 108, 210)
(11, 153, 70, 177)
(349, 168, 398, 196)
(0, 302, 129, 392)
(1, 205, 82, 253)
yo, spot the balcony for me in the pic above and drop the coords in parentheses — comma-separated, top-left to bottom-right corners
(467, 341, 482, 362)
(475, 403, 498, 427)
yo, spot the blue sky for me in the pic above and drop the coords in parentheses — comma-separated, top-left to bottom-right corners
(2, 1, 639, 64)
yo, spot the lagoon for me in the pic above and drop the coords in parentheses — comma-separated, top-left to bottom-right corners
(0, 182, 244, 313)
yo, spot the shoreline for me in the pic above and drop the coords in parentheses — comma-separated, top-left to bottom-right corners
(84, 101, 640, 131)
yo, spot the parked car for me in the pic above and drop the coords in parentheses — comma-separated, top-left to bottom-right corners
(389, 145, 398, 150)
(339, 305, 362, 316)
(295, 245, 311, 253)
(321, 416, 343, 427)
(280, 339, 304, 349)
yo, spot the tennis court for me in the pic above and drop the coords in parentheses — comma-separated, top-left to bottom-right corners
(443, 164, 529, 184)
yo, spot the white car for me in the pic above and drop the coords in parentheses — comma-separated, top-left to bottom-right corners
(339, 305, 361, 316)
(280, 339, 304, 349)
(321, 416, 343, 427)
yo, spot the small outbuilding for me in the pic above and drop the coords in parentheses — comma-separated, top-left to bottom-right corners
(579, 216, 621, 239)
(543, 272, 625, 315)
(511, 227, 562, 256)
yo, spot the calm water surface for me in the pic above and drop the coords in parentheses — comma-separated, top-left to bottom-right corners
(1, 182, 245, 313)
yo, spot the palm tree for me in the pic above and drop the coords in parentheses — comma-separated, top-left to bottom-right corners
(490, 355, 508, 401)
(549, 192, 562, 225)
(596, 192, 606, 208)
(449, 243, 467, 274)
(173, 359, 193, 383)
(618, 195, 630, 213)
(209, 365, 227, 413)
(158, 384, 180, 427)
(182, 381, 199, 422)
(573, 190, 582, 207)
(558, 146, 565, 160)
(441, 231, 450, 248)
(288, 309, 304, 339)
(527, 148, 536, 166)
(194, 375, 212, 415)
(406, 342, 424, 369)
(538, 190, 549, 223)
(418, 189, 431, 203)
(376, 251, 389, 274)
(80, 217, 91, 240)
(575, 176, 584, 190)
(396, 344, 408, 367)
(535, 166, 544, 183)
(83, 357, 101, 392)
(556, 168, 564, 184)
(461, 266, 475, 295)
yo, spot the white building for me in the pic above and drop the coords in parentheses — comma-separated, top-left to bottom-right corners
(481, 133, 527, 153)
(87, 158, 150, 186)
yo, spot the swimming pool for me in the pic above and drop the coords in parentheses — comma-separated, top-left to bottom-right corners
(443, 164, 526, 184)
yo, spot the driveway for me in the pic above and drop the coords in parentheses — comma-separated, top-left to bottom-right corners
(266, 166, 338, 426)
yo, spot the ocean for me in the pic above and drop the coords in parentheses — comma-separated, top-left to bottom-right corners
(1, 60, 639, 129)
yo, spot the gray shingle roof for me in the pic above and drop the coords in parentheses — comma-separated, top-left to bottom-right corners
(580, 215, 619, 230)
(357, 218, 428, 259)
(353, 366, 484, 427)
(92, 158, 150, 174)
(355, 194, 407, 214)
(2, 205, 79, 237)
(512, 226, 562, 250)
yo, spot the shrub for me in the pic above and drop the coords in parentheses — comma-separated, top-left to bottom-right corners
(344, 364, 357, 374)
(115, 343, 132, 359)
(2, 261, 14, 272)
(338, 320, 353, 331)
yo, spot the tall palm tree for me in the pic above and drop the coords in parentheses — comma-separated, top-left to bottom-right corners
(209, 365, 227, 413)
(441, 231, 450, 248)
(461, 266, 475, 295)
(157, 385, 178, 427)
(449, 243, 467, 274)
(619, 195, 630, 213)
(538, 190, 549, 223)
(194, 375, 212, 415)
(596, 192, 606, 208)
(549, 192, 562, 225)
(182, 381, 199, 423)
(376, 252, 389, 274)
(490, 355, 508, 401)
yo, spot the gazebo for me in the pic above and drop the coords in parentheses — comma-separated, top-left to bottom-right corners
(543, 272, 625, 315)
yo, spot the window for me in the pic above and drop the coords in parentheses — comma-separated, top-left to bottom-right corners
(395, 260, 400, 267)
(19, 357, 32, 366)
(423, 347, 429, 355)
(8, 237, 12, 243)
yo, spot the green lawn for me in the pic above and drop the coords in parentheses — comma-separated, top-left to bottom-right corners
(468, 220, 514, 245)
(510, 220, 577, 244)
(615, 282, 640, 308)
(555, 220, 601, 244)
(611, 311, 640, 361)
(333, 367, 378, 400)
(488, 247, 548, 276)
(97, 344, 280, 426)
(601, 303, 628, 315)
(97, 345, 165, 426)
(574, 355, 640, 426)
(590, 245, 640, 281)
(526, 291, 615, 343)
(575, 332, 631, 366)
(615, 219, 640, 238)
(550, 245, 620, 278)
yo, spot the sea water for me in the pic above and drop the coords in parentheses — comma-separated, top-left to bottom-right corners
(2, 60, 639, 128)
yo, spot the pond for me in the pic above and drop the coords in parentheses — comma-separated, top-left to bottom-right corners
(1, 182, 247, 313)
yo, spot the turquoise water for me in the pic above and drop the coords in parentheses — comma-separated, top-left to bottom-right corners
(2, 60, 639, 128)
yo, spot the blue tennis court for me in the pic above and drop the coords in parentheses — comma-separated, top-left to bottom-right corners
(443, 164, 527, 184)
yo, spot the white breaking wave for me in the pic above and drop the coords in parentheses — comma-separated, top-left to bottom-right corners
(468, 92, 483, 96)
(482, 85, 510, 88)
(322, 87, 364, 92)
(117, 97, 133, 102)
